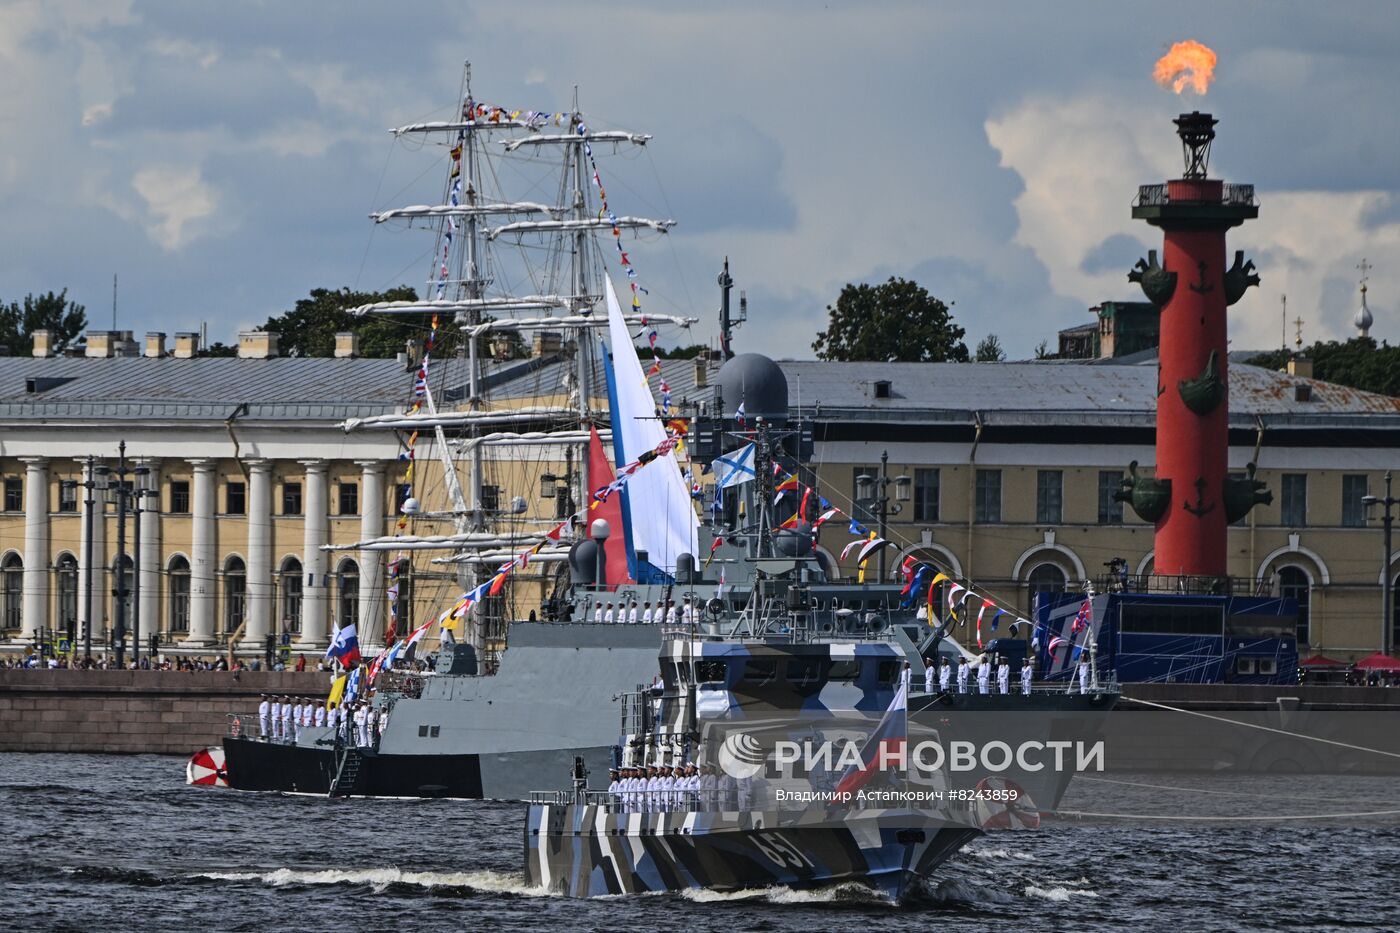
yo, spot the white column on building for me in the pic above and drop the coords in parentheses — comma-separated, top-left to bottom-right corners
(243, 459, 273, 648)
(356, 461, 387, 647)
(297, 460, 330, 648)
(136, 459, 162, 644)
(75, 457, 106, 643)
(20, 457, 49, 637)
(185, 459, 217, 646)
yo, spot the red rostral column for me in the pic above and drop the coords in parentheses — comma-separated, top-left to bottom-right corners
(1129, 112, 1260, 578)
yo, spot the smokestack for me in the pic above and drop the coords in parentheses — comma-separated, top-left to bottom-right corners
(334, 332, 359, 359)
(145, 332, 167, 359)
(32, 330, 53, 358)
(238, 330, 279, 359)
(173, 332, 199, 358)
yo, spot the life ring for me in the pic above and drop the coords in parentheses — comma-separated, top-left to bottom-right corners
(230, 716, 242, 738)
(973, 776, 1041, 830)
(186, 746, 229, 787)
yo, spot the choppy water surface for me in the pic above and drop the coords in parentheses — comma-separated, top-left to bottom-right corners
(3, 754, 1397, 932)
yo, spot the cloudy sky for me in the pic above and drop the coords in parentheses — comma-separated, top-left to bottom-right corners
(2, 0, 1397, 360)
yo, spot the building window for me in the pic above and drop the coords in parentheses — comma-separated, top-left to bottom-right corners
(222, 557, 246, 637)
(1097, 471, 1124, 525)
(1277, 565, 1310, 646)
(2, 553, 22, 629)
(1027, 562, 1067, 615)
(279, 557, 303, 634)
(389, 557, 412, 636)
(975, 469, 1002, 523)
(1281, 474, 1307, 527)
(336, 560, 359, 628)
(226, 482, 246, 516)
(170, 480, 191, 514)
(1036, 470, 1063, 525)
(914, 469, 940, 522)
(1341, 474, 1369, 528)
(282, 482, 303, 516)
(56, 553, 78, 636)
(168, 556, 191, 633)
(338, 482, 358, 516)
(3, 478, 21, 512)
(59, 482, 78, 513)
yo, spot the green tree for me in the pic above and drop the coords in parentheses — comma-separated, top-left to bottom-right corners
(811, 277, 968, 363)
(974, 334, 1006, 362)
(1248, 338, 1400, 398)
(654, 343, 709, 359)
(0, 289, 87, 355)
(261, 286, 421, 358)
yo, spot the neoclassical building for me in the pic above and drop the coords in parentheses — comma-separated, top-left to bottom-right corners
(3, 330, 1399, 661)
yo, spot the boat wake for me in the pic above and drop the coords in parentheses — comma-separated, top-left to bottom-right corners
(677, 881, 892, 906)
(189, 866, 553, 898)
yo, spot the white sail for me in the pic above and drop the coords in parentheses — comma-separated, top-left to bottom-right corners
(502, 131, 651, 151)
(370, 203, 553, 223)
(603, 275, 699, 572)
(488, 217, 674, 239)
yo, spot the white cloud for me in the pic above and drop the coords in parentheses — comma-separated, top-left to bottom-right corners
(987, 93, 1400, 349)
(131, 165, 219, 250)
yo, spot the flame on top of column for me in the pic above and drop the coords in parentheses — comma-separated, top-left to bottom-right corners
(1154, 40, 1217, 95)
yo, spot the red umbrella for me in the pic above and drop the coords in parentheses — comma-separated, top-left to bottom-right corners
(1353, 652, 1400, 672)
(1299, 653, 1347, 667)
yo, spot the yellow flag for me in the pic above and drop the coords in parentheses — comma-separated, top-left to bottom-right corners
(326, 674, 346, 709)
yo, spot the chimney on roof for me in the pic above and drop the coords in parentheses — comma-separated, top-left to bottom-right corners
(693, 356, 708, 388)
(145, 332, 167, 359)
(532, 330, 562, 358)
(334, 332, 359, 359)
(113, 330, 138, 357)
(238, 330, 279, 359)
(32, 330, 53, 358)
(173, 332, 199, 359)
(1286, 355, 1313, 379)
(85, 330, 115, 358)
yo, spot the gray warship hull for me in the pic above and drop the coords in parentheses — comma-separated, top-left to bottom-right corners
(525, 802, 982, 899)
(223, 622, 661, 799)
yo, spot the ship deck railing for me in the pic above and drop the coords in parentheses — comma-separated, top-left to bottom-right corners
(527, 788, 981, 818)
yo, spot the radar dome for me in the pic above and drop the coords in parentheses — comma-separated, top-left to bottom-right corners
(716, 353, 788, 423)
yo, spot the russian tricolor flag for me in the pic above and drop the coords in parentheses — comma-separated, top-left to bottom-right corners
(325, 623, 361, 669)
(834, 682, 908, 798)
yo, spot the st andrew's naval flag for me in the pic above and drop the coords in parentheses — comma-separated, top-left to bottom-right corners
(325, 623, 361, 668)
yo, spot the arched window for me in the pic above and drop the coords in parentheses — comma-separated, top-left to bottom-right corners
(2, 553, 22, 630)
(56, 553, 78, 637)
(280, 557, 303, 635)
(168, 556, 191, 633)
(1277, 565, 1310, 646)
(1027, 562, 1068, 615)
(336, 559, 359, 629)
(388, 557, 411, 638)
(222, 557, 246, 638)
(112, 555, 134, 632)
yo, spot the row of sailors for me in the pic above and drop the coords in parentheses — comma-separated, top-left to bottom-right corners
(916, 656, 1094, 695)
(592, 599, 699, 625)
(605, 764, 754, 813)
(256, 694, 387, 747)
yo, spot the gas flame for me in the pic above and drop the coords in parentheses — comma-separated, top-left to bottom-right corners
(1153, 40, 1217, 95)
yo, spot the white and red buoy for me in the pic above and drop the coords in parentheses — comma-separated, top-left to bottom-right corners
(186, 746, 229, 787)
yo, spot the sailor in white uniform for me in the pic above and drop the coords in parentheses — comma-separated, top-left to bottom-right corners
(593, 602, 603, 623)
(641, 602, 653, 624)
(665, 601, 678, 625)
(280, 696, 294, 741)
(997, 657, 1011, 695)
(645, 767, 662, 812)
(293, 699, 304, 742)
(268, 696, 282, 740)
(957, 658, 970, 694)
(1078, 657, 1091, 694)
(603, 603, 615, 624)
(258, 694, 271, 739)
(977, 657, 991, 695)
(628, 602, 639, 624)
(1021, 659, 1034, 696)
(923, 662, 935, 694)
(354, 703, 370, 747)
(314, 703, 326, 729)
(607, 769, 621, 810)
(681, 599, 694, 625)
(939, 658, 952, 692)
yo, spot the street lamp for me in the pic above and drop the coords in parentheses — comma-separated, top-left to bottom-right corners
(1362, 470, 1397, 656)
(59, 456, 98, 663)
(854, 450, 912, 580)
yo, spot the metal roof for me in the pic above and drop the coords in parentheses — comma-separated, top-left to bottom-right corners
(0, 356, 410, 422)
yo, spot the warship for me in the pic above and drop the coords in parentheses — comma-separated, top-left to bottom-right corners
(204, 64, 1110, 802)
(525, 583, 1118, 899)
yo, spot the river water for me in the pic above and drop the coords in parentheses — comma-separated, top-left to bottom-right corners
(3, 754, 1398, 932)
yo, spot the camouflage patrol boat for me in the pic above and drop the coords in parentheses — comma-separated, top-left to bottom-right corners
(525, 598, 1117, 899)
